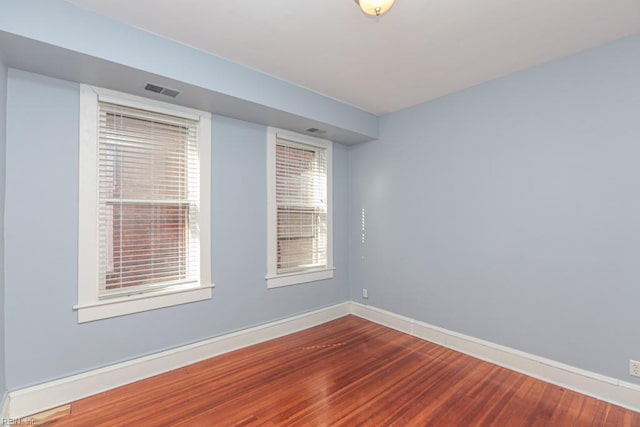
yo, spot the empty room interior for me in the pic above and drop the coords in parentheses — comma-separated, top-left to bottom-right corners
(1, 0, 640, 424)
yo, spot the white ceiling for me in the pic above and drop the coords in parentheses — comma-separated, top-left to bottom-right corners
(66, 0, 640, 116)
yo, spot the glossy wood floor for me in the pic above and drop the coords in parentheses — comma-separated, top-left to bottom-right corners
(42, 316, 640, 426)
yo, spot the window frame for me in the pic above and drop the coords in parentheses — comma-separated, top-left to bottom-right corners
(76, 84, 213, 323)
(266, 127, 334, 288)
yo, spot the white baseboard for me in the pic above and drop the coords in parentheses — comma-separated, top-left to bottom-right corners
(349, 302, 640, 413)
(6, 302, 351, 419)
(7, 301, 640, 419)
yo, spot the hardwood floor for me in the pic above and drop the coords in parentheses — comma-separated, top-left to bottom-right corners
(41, 316, 640, 426)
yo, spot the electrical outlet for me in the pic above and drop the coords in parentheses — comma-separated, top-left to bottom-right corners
(631, 360, 640, 377)
(362, 288, 368, 299)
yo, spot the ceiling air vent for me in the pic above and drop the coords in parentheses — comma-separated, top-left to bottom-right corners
(305, 127, 327, 135)
(144, 83, 182, 98)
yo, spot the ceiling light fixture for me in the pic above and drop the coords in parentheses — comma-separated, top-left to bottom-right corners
(354, 0, 396, 16)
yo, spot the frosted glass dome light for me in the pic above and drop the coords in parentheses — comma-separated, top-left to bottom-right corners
(354, 0, 396, 16)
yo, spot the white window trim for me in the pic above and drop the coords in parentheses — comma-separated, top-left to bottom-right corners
(266, 127, 334, 289)
(76, 84, 213, 323)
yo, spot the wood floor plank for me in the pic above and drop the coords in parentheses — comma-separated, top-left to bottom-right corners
(39, 315, 640, 426)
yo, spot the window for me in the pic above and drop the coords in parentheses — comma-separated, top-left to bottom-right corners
(76, 85, 212, 322)
(266, 127, 333, 288)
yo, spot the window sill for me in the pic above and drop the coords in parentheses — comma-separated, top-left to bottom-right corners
(74, 284, 214, 323)
(266, 268, 335, 289)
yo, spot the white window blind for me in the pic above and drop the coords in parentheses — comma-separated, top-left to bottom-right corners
(275, 138, 328, 273)
(97, 102, 200, 298)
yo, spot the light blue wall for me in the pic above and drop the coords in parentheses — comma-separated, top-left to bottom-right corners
(4, 70, 349, 390)
(0, 53, 7, 399)
(0, 0, 377, 142)
(349, 34, 640, 384)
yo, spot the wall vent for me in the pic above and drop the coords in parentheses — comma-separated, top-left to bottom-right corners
(305, 127, 327, 135)
(144, 83, 182, 98)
